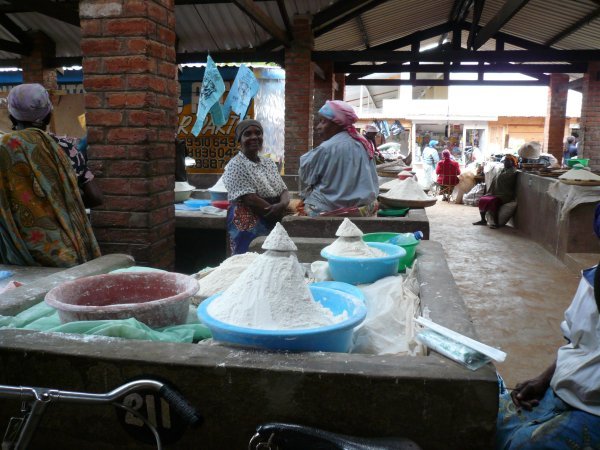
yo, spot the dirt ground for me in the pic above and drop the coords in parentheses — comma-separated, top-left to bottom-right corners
(425, 198, 581, 388)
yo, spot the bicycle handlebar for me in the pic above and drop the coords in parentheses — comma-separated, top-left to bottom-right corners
(0, 379, 201, 426)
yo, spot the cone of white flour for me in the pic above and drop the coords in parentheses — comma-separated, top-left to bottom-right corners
(207, 223, 343, 330)
(323, 218, 387, 258)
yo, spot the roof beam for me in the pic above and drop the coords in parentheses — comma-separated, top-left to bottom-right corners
(0, 14, 32, 51)
(371, 22, 455, 51)
(472, 0, 530, 50)
(345, 78, 549, 86)
(0, 38, 29, 55)
(335, 62, 587, 74)
(176, 49, 284, 65)
(232, 0, 290, 46)
(275, 0, 292, 38)
(545, 7, 600, 47)
(314, 49, 600, 63)
(313, 0, 389, 37)
(440, 0, 473, 46)
(0, 0, 79, 27)
(467, 0, 485, 49)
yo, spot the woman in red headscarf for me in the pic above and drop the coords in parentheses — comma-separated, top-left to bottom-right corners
(435, 149, 461, 201)
(473, 154, 518, 229)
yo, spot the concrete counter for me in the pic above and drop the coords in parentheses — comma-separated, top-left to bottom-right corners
(514, 173, 600, 261)
(0, 241, 497, 450)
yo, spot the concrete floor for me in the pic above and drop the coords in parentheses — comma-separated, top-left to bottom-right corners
(426, 199, 587, 389)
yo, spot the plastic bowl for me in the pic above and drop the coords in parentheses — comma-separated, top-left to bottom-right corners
(45, 272, 199, 328)
(566, 158, 589, 168)
(209, 190, 228, 201)
(184, 199, 211, 208)
(211, 200, 230, 209)
(363, 233, 419, 271)
(321, 242, 405, 285)
(197, 286, 367, 352)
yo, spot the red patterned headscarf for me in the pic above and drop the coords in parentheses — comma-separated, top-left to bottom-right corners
(318, 100, 374, 159)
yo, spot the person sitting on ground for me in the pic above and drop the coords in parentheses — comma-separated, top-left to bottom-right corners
(299, 100, 378, 217)
(495, 203, 600, 449)
(0, 83, 101, 267)
(473, 154, 518, 229)
(222, 119, 290, 255)
(435, 149, 461, 201)
(47, 132, 103, 208)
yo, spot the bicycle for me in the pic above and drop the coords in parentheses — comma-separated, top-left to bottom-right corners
(0, 379, 202, 450)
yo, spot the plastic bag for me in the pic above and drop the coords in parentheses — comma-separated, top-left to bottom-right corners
(415, 329, 491, 371)
(352, 269, 422, 355)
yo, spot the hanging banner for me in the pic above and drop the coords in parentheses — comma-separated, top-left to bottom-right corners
(191, 55, 225, 137)
(223, 64, 259, 118)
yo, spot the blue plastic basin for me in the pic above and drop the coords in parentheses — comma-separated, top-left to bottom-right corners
(321, 242, 405, 285)
(197, 286, 367, 353)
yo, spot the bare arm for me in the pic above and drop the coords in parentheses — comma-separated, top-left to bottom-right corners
(81, 179, 104, 208)
(510, 360, 556, 411)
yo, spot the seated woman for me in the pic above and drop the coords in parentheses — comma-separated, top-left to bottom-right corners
(222, 119, 289, 255)
(299, 100, 378, 217)
(435, 149, 460, 201)
(473, 154, 518, 229)
(495, 205, 600, 449)
(0, 83, 101, 267)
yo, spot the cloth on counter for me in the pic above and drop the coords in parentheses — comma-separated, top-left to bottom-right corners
(548, 181, 600, 221)
(0, 301, 210, 343)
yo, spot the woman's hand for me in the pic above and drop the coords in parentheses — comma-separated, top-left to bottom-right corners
(510, 360, 556, 411)
(264, 202, 287, 220)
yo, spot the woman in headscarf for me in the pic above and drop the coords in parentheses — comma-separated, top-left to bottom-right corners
(0, 83, 101, 267)
(421, 139, 440, 191)
(222, 119, 289, 254)
(299, 100, 379, 216)
(473, 154, 518, 229)
(435, 149, 461, 201)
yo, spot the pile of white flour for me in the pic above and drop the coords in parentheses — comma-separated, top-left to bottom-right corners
(207, 223, 345, 330)
(381, 178, 430, 200)
(323, 218, 387, 258)
(193, 252, 259, 303)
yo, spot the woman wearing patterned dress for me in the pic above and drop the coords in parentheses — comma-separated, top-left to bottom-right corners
(0, 83, 100, 267)
(222, 119, 289, 254)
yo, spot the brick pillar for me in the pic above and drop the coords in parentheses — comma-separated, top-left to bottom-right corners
(284, 15, 313, 174)
(542, 73, 569, 162)
(312, 60, 334, 147)
(80, 0, 178, 269)
(580, 61, 600, 170)
(334, 73, 345, 101)
(21, 31, 57, 89)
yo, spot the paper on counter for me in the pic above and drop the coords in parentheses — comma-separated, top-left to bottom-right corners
(414, 316, 506, 362)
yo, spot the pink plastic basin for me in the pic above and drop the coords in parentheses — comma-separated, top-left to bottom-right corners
(44, 272, 199, 328)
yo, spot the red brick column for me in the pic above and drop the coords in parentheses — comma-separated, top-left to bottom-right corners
(21, 31, 57, 89)
(284, 15, 313, 174)
(312, 60, 334, 147)
(334, 73, 345, 101)
(80, 0, 178, 269)
(580, 61, 600, 170)
(542, 73, 569, 162)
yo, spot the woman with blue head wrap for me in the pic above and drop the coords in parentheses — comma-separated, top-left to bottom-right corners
(421, 139, 440, 190)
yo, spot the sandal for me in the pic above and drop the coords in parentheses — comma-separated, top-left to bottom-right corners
(472, 220, 487, 226)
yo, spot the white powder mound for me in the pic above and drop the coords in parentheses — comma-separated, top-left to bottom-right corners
(262, 222, 297, 251)
(379, 178, 401, 191)
(559, 167, 600, 181)
(209, 176, 227, 192)
(381, 178, 430, 201)
(194, 253, 259, 302)
(336, 218, 364, 237)
(208, 251, 345, 330)
(324, 236, 388, 258)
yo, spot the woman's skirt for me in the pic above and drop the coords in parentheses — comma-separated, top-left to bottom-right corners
(478, 195, 502, 213)
(226, 199, 278, 255)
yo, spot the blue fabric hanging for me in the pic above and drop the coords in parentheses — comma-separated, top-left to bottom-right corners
(191, 55, 226, 136)
(223, 64, 259, 119)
